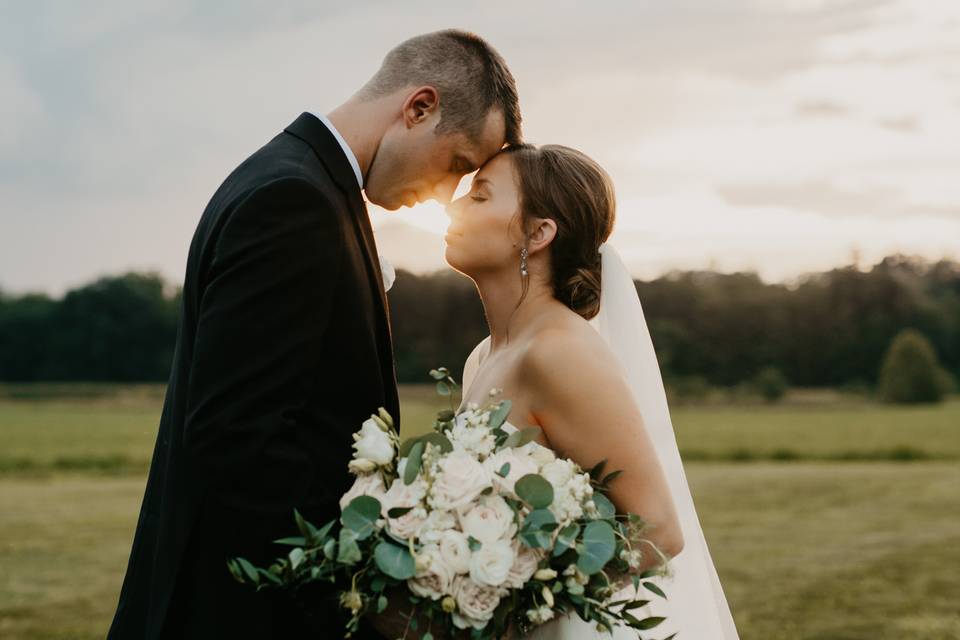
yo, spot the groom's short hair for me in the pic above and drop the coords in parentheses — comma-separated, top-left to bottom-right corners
(359, 29, 522, 146)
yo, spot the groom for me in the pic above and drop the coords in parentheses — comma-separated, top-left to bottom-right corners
(109, 29, 520, 639)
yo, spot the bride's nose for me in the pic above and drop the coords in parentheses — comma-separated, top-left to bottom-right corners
(445, 195, 465, 220)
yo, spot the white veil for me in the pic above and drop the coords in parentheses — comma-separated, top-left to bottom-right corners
(590, 244, 739, 639)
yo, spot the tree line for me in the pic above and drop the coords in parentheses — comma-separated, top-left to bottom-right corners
(1, 255, 957, 389)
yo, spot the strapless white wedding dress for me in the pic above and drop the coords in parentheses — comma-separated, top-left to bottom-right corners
(467, 246, 739, 639)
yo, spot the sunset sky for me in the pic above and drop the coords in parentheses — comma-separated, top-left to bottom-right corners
(2, 0, 958, 295)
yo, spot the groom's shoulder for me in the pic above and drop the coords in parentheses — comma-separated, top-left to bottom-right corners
(226, 130, 337, 196)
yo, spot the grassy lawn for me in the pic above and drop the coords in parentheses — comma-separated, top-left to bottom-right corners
(0, 465, 957, 639)
(1, 384, 958, 638)
(2, 385, 956, 474)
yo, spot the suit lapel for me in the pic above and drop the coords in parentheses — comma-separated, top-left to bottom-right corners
(283, 113, 397, 392)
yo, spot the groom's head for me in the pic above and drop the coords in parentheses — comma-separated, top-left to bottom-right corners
(358, 30, 521, 210)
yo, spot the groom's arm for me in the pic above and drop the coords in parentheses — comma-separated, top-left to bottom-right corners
(182, 177, 343, 498)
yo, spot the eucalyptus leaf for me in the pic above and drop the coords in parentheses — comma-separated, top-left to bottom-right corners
(387, 506, 413, 518)
(503, 427, 541, 449)
(337, 528, 362, 565)
(520, 508, 556, 549)
(404, 441, 425, 485)
(374, 541, 416, 579)
(399, 436, 420, 458)
(576, 521, 616, 575)
(436, 381, 451, 396)
(592, 492, 616, 520)
(419, 431, 453, 454)
(273, 536, 307, 547)
(323, 538, 336, 560)
(341, 495, 382, 540)
(515, 473, 554, 509)
(487, 400, 513, 429)
(553, 522, 580, 557)
(496, 462, 511, 478)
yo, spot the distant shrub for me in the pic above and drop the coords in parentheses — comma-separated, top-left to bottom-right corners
(877, 329, 951, 404)
(753, 366, 789, 402)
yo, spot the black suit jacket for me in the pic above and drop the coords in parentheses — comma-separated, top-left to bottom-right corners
(108, 113, 399, 639)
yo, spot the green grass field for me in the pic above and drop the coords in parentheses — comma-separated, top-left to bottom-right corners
(1, 385, 958, 639)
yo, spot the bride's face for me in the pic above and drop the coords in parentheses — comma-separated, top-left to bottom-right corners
(444, 153, 523, 277)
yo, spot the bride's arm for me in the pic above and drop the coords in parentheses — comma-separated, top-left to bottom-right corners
(521, 327, 684, 564)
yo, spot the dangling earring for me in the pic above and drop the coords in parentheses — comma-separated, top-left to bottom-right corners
(520, 247, 529, 277)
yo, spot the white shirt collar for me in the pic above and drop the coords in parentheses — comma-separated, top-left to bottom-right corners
(309, 111, 363, 189)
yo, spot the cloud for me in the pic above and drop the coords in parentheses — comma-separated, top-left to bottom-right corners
(716, 180, 958, 218)
(1, 0, 958, 293)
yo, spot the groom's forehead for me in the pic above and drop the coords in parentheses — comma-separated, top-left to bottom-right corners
(472, 109, 508, 159)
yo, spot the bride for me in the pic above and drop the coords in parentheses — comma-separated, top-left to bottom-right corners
(445, 144, 739, 639)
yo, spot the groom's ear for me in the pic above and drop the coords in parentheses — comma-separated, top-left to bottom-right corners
(527, 218, 558, 255)
(403, 86, 440, 128)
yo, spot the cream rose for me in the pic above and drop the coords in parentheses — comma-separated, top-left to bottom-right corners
(437, 529, 472, 574)
(428, 451, 492, 511)
(459, 495, 516, 544)
(505, 542, 541, 588)
(352, 418, 394, 466)
(451, 576, 504, 630)
(469, 539, 515, 587)
(381, 477, 427, 540)
(484, 449, 540, 495)
(338, 473, 387, 512)
(407, 544, 454, 600)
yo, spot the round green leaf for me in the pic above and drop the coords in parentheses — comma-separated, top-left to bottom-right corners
(374, 541, 416, 579)
(577, 520, 616, 575)
(515, 473, 554, 509)
(520, 508, 556, 549)
(341, 495, 381, 540)
(592, 492, 616, 520)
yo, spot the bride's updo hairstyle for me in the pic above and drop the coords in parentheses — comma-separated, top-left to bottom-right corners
(504, 144, 616, 320)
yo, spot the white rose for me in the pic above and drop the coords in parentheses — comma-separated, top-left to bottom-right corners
(408, 544, 454, 600)
(469, 539, 515, 587)
(459, 495, 516, 544)
(418, 509, 458, 544)
(437, 529, 472, 574)
(429, 451, 492, 511)
(451, 576, 504, 630)
(352, 418, 395, 466)
(381, 477, 427, 540)
(339, 473, 387, 512)
(505, 542, 541, 588)
(484, 449, 540, 495)
(527, 443, 556, 467)
(541, 459, 576, 488)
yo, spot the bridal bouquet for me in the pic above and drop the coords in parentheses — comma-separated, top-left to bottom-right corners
(229, 369, 670, 639)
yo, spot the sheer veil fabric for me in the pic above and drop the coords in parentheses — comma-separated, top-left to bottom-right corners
(586, 243, 740, 639)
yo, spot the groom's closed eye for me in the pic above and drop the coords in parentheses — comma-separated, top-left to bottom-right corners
(452, 155, 478, 174)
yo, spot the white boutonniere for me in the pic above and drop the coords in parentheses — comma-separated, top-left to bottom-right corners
(378, 254, 396, 292)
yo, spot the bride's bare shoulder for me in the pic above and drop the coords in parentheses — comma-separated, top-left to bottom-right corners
(519, 314, 617, 386)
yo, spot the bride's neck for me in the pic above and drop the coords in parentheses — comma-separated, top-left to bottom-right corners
(474, 270, 556, 351)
